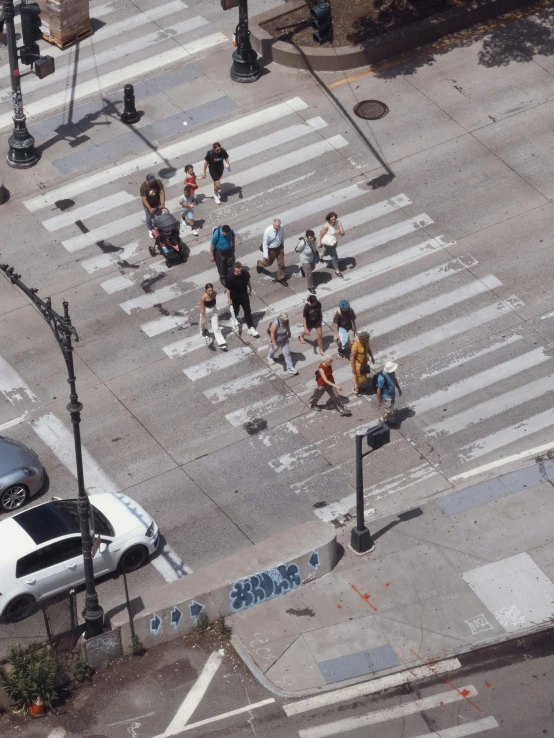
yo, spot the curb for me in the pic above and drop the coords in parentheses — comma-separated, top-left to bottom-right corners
(233, 618, 554, 698)
(250, 0, 541, 72)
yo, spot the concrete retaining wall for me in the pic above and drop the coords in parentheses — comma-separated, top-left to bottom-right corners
(111, 520, 337, 654)
(251, 0, 540, 72)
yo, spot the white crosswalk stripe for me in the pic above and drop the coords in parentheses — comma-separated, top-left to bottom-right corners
(22, 78, 554, 476)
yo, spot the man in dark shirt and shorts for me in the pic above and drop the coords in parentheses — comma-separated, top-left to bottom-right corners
(333, 299, 357, 358)
(202, 142, 230, 205)
(140, 173, 165, 238)
(226, 262, 259, 337)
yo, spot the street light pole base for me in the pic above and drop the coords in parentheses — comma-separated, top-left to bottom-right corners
(230, 46, 261, 83)
(7, 131, 39, 169)
(350, 526, 375, 555)
(83, 603, 105, 639)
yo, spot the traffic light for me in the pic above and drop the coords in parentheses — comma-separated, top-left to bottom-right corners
(20, 2, 42, 65)
(310, 1, 332, 44)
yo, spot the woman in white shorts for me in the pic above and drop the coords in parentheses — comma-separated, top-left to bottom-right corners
(199, 283, 226, 349)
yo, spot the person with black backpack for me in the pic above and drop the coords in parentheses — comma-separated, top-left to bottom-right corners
(295, 229, 318, 295)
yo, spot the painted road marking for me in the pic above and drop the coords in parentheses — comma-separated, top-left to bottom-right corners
(0, 45, 194, 131)
(411, 717, 499, 737)
(31, 413, 191, 582)
(106, 712, 156, 727)
(0, 415, 27, 432)
(80, 242, 141, 273)
(46, 729, 67, 738)
(141, 312, 190, 338)
(284, 658, 461, 715)
(203, 368, 274, 403)
(24, 98, 309, 211)
(460, 407, 554, 460)
(418, 333, 523, 380)
(42, 192, 136, 232)
(59, 132, 345, 253)
(163, 650, 224, 735)
(427, 372, 554, 436)
(449, 440, 554, 481)
(0, 355, 38, 405)
(298, 685, 478, 738)
(102, 275, 136, 294)
(152, 699, 275, 736)
(225, 393, 299, 427)
(184, 347, 254, 381)
(412, 347, 550, 414)
(338, 214, 434, 260)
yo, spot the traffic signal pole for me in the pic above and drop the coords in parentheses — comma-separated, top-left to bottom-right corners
(230, 0, 261, 83)
(3, 0, 38, 168)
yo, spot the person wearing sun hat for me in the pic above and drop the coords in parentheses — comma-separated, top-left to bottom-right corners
(376, 360, 402, 424)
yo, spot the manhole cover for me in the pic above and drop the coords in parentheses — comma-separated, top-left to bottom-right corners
(353, 100, 389, 120)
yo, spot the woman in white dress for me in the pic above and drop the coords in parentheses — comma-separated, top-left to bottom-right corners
(319, 211, 345, 279)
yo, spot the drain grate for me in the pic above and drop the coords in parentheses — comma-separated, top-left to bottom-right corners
(353, 100, 389, 120)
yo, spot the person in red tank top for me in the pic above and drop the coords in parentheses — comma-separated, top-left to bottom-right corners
(184, 164, 198, 195)
(310, 357, 349, 416)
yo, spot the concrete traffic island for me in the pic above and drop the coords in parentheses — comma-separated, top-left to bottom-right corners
(250, 0, 541, 72)
(111, 520, 337, 655)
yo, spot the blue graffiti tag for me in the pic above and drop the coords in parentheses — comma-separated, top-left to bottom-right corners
(229, 563, 302, 612)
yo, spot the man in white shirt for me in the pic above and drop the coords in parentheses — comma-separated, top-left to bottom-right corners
(257, 218, 287, 286)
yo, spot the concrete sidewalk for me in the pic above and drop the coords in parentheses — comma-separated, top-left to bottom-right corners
(230, 456, 554, 696)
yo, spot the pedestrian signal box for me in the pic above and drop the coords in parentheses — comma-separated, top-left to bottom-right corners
(221, 0, 240, 9)
(34, 55, 55, 79)
(311, 1, 332, 44)
(366, 423, 390, 450)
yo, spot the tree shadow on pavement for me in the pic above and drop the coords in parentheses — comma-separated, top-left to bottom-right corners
(374, 2, 554, 78)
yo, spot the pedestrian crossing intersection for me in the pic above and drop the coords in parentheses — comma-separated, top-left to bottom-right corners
(15, 56, 554, 519)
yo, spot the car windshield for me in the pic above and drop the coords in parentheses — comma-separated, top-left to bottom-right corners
(55, 500, 115, 538)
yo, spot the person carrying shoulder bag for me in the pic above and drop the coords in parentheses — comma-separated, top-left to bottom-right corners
(295, 229, 318, 295)
(319, 211, 345, 279)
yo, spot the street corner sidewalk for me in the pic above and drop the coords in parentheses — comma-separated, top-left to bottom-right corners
(230, 456, 554, 696)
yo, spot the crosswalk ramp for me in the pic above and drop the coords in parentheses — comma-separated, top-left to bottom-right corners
(19, 88, 554, 484)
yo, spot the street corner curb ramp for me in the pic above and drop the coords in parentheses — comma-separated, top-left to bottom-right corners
(111, 520, 337, 654)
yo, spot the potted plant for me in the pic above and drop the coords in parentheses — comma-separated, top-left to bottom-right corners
(0, 643, 58, 716)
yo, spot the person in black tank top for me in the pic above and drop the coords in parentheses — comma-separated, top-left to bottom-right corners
(200, 283, 227, 349)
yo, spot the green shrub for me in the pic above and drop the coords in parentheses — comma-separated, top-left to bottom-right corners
(131, 634, 144, 656)
(72, 659, 94, 682)
(0, 643, 57, 714)
(196, 611, 210, 632)
(215, 616, 232, 641)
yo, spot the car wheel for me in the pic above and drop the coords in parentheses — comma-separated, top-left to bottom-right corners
(119, 545, 149, 573)
(0, 484, 29, 512)
(4, 594, 36, 622)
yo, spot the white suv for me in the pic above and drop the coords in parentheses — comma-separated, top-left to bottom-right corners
(0, 492, 159, 620)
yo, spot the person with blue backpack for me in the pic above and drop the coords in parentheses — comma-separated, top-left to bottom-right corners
(210, 224, 235, 287)
(375, 361, 403, 424)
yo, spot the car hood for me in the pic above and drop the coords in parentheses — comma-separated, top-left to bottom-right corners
(90, 493, 154, 537)
(0, 437, 40, 474)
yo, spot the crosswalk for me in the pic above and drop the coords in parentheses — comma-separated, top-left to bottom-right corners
(5, 2, 553, 522)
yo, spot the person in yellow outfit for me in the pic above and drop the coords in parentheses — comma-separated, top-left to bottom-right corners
(350, 331, 374, 395)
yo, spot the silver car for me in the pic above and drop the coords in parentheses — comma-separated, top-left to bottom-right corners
(0, 437, 44, 513)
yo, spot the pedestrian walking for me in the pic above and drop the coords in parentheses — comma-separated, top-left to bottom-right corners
(179, 185, 199, 236)
(299, 294, 324, 355)
(140, 174, 165, 238)
(295, 229, 318, 294)
(202, 142, 230, 204)
(257, 219, 287, 286)
(226, 262, 260, 337)
(268, 312, 298, 375)
(0, 7, 6, 47)
(200, 283, 227, 350)
(210, 224, 235, 287)
(319, 212, 345, 278)
(376, 361, 403, 424)
(333, 299, 357, 358)
(350, 331, 374, 395)
(184, 164, 198, 195)
(310, 356, 348, 416)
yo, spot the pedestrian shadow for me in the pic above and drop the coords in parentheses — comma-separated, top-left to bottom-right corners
(313, 271, 333, 287)
(220, 181, 244, 201)
(387, 406, 416, 429)
(371, 506, 423, 543)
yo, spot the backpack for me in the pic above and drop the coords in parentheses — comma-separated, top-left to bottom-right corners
(295, 237, 320, 264)
(372, 371, 385, 394)
(267, 319, 279, 336)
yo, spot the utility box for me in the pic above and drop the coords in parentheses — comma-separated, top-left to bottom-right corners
(366, 423, 390, 451)
(38, 0, 91, 47)
(34, 55, 55, 78)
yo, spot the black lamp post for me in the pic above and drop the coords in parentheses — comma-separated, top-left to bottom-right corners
(0, 264, 104, 638)
(350, 423, 390, 555)
(230, 0, 261, 83)
(2, 0, 39, 168)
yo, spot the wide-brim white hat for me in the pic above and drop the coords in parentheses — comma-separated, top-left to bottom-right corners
(384, 361, 398, 374)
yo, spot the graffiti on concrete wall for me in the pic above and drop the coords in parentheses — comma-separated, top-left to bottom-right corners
(229, 563, 302, 612)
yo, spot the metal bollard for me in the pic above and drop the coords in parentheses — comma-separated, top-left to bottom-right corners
(121, 84, 140, 124)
